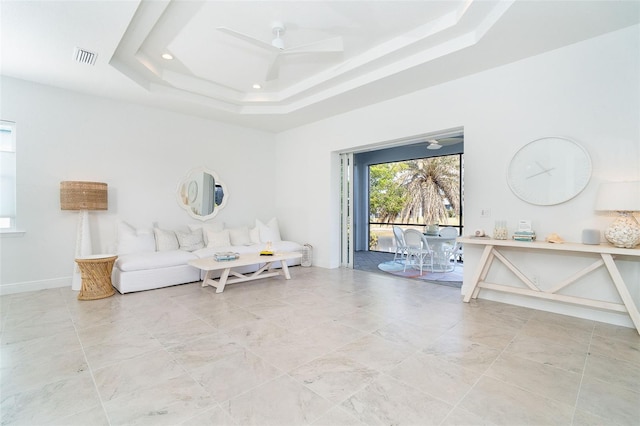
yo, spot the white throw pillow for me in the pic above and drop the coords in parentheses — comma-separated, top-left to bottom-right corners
(249, 226, 261, 244)
(228, 226, 251, 246)
(188, 222, 224, 245)
(116, 221, 155, 254)
(175, 229, 205, 252)
(256, 217, 282, 242)
(154, 227, 179, 251)
(206, 229, 231, 248)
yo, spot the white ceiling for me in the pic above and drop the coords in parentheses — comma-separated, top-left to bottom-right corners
(1, 0, 639, 132)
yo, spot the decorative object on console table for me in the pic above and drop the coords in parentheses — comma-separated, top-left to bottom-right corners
(581, 229, 601, 245)
(60, 181, 108, 291)
(545, 233, 564, 243)
(513, 219, 536, 241)
(595, 181, 640, 248)
(493, 220, 508, 240)
(513, 231, 536, 242)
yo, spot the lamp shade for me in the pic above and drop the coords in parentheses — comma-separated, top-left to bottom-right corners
(60, 181, 108, 211)
(595, 181, 640, 212)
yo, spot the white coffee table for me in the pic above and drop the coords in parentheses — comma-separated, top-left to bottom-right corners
(188, 252, 302, 293)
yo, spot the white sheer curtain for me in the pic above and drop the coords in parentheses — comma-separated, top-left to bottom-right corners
(0, 121, 16, 229)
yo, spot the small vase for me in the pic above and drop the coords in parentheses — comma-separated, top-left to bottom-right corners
(493, 220, 508, 240)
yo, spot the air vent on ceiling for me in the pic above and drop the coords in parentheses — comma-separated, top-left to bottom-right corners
(73, 47, 97, 66)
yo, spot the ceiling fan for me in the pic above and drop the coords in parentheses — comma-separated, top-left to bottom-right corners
(427, 136, 464, 150)
(217, 22, 343, 81)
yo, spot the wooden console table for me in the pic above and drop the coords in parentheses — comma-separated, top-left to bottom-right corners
(458, 237, 640, 334)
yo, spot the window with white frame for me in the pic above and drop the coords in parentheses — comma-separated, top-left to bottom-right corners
(0, 121, 16, 229)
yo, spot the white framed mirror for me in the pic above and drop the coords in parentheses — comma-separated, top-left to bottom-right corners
(177, 167, 228, 221)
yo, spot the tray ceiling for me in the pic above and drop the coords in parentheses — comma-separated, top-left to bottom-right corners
(1, 0, 638, 131)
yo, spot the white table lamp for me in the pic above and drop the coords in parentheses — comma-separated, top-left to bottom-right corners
(595, 181, 640, 248)
(60, 181, 108, 290)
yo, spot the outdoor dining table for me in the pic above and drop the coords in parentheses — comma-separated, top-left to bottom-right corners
(423, 234, 457, 272)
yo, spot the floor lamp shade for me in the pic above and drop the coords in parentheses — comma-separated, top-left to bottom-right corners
(595, 181, 640, 248)
(60, 181, 108, 290)
(60, 181, 108, 210)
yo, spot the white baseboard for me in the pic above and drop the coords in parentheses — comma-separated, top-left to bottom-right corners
(0, 277, 71, 296)
(470, 288, 635, 329)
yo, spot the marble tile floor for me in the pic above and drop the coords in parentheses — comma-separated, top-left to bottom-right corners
(1, 266, 638, 425)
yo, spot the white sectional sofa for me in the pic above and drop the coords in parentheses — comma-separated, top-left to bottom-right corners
(111, 218, 303, 294)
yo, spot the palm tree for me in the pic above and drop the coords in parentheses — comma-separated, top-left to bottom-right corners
(398, 156, 460, 225)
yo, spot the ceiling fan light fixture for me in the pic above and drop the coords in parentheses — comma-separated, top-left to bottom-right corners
(427, 140, 442, 150)
(271, 23, 286, 49)
(271, 37, 285, 50)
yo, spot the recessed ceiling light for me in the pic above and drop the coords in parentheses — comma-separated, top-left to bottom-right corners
(252, 84, 262, 89)
(161, 53, 173, 60)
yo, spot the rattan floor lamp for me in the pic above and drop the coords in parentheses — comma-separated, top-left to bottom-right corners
(60, 181, 108, 290)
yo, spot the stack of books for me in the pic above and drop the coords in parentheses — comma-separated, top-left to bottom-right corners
(513, 231, 536, 242)
(214, 252, 239, 261)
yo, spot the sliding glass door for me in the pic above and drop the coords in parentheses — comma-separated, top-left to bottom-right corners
(368, 153, 463, 252)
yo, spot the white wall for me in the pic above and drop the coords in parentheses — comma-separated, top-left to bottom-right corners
(1, 25, 638, 327)
(0, 77, 277, 293)
(275, 25, 640, 327)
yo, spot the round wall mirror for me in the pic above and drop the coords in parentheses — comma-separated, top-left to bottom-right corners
(177, 167, 228, 221)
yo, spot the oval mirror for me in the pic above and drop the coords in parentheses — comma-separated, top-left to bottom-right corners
(177, 167, 228, 221)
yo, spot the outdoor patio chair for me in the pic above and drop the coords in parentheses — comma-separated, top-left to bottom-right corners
(439, 226, 458, 238)
(392, 225, 408, 263)
(403, 229, 434, 274)
(439, 226, 459, 269)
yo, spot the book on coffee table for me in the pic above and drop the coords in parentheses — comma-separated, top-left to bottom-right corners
(214, 252, 240, 261)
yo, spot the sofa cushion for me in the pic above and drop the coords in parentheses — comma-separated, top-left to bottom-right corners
(271, 240, 303, 252)
(206, 229, 231, 248)
(249, 226, 260, 244)
(154, 227, 179, 251)
(176, 229, 205, 252)
(256, 217, 281, 242)
(229, 226, 251, 246)
(116, 250, 197, 272)
(188, 222, 224, 245)
(117, 221, 155, 254)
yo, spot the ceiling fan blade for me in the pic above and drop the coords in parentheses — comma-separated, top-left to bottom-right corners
(265, 55, 281, 81)
(436, 137, 464, 146)
(282, 36, 343, 55)
(217, 27, 278, 52)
